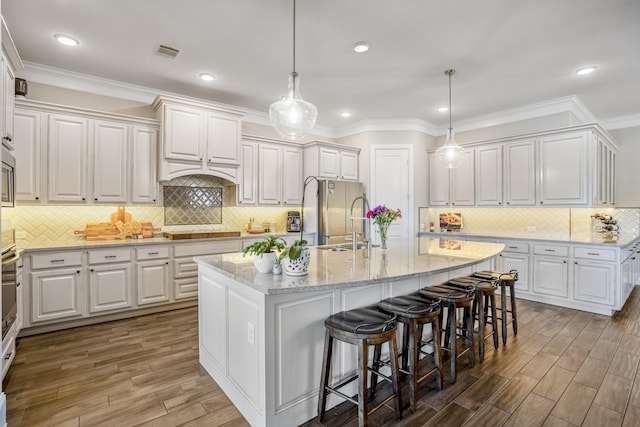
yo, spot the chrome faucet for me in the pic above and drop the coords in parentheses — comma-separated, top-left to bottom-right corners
(349, 195, 371, 254)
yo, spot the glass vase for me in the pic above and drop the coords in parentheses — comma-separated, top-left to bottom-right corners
(378, 222, 389, 251)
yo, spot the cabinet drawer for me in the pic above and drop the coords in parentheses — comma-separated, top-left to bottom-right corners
(533, 244, 569, 257)
(88, 248, 132, 264)
(31, 252, 83, 269)
(173, 257, 198, 279)
(502, 242, 529, 254)
(136, 246, 170, 260)
(173, 240, 242, 257)
(574, 247, 616, 262)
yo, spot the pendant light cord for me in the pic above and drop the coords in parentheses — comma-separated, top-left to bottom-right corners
(446, 69, 455, 132)
(292, 0, 296, 74)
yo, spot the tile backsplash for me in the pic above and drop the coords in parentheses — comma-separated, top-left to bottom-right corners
(419, 207, 640, 238)
(6, 204, 298, 245)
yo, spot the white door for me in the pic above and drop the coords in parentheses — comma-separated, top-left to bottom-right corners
(371, 146, 413, 240)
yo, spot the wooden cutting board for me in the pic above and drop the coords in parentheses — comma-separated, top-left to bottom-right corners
(163, 231, 241, 240)
(74, 207, 159, 240)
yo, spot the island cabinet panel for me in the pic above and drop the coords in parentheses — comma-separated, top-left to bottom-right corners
(532, 255, 569, 298)
(388, 278, 421, 296)
(227, 289, 262, 412)
(200, 274, 227, 371)
(498, 252, 530, 292)
(272, 293, 333, 411)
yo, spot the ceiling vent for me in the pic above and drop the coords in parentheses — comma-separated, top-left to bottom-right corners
(157, 45, 180, 58)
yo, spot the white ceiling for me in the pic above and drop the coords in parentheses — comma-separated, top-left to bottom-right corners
(3, 0, 640, 133)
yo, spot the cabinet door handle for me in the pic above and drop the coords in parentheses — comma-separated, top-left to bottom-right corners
(587, 252, 599, 256)
(105, 255, 117, 259)
(148, 252, 159, 255)
(50, 259, 65, 263)
(508, 246, 518, 249)
(4, 352, 11, 360)
(544, 249, 555, 252)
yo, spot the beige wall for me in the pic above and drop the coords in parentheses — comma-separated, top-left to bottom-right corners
(338, 130, 435, 234)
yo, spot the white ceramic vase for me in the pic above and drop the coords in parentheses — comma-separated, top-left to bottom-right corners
(253, 252, 276, 273)
(283, 248, 310, 276)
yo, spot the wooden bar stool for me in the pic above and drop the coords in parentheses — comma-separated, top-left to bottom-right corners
(447, 276, 499, 362)
(472, 270, 519, 345)
(418, 285, 474, 384)
(318, 307, 403, 427)
(375, 294, 443, 412)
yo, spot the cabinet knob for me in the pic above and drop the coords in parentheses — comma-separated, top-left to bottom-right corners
(563, 261, 566, 264)
(506, 202, 510, 205)
(498, 202, 502, 205)
(90, 268, 94, 272)
(94, 198, 98, 201)
(35, 196, 39, 200)
(283, 201, 287, 204)
(153, 199, 156, 202)
(165, 262, 169, 265)
(540, 201, 544, 204)
(76, 270, 81, 274)
(82, 198, 86, 201)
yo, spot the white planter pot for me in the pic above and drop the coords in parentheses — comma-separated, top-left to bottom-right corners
(283, 247, 310, 276)
(253, 252, 276, 273)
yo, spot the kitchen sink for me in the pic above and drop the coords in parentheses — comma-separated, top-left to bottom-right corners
(317, 242, 369, 251)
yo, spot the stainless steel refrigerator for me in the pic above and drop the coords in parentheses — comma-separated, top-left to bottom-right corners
(317, 180, 366, 245)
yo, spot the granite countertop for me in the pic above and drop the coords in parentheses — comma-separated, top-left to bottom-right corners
(17, 231, 312, 253)
(194, 237, 505, 295)
(417, 231, 640, 247)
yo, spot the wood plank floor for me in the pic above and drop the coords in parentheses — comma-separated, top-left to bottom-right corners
(5, 287, 640, 426)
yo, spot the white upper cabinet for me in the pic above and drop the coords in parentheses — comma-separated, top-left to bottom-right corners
(303, 142, 360, 182)
(242, 136, 303, 206)
(475, 145, 503, 206)
(1, 22, 21, 151)
(163, 104, 203, 162)
(15, 100, 160, 205)
(93, 121, 128, 203)
(48, 114, 89, 203)
(14, 109, 43, 202)
(237, 142, 257, 205)
(429, 149, 475, 206)
(428, 125, 617, 208)
(504, 139, 536, 206)
(130, 126, 158, 204)
(538, 131, 588, 205)
(281, 146, 303, 205)
(152, 95, 244, 182)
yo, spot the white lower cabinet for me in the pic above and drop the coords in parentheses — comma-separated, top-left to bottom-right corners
(137, 261, 170, 305)
(89, 264, 133, 313)
(31, 267, 84, 323)
(497, 251, 530, 293)
(532, 256, 569, 298)
(573, 260, 615, 306)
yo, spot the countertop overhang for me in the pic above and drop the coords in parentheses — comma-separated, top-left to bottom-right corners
(194, 237, 505, 295)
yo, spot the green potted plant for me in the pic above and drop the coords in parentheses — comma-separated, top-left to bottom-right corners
(278, 239, 310, 276)
(242, 235, 287, 273)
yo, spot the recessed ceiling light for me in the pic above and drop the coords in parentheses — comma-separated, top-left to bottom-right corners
(54, 34, 80, 46)
(437, 106, 449, 113)
(340, 111, 352, 118)
(575, 65, 598, 76)
(199, 73, 216, 82)
(352, 42, 370, 53)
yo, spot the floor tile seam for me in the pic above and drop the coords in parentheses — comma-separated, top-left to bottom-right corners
(596, 372, 635, 417)
(550, 381, 598, 426)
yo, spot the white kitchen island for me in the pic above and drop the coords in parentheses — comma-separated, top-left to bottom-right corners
(195, 237, 504, 427)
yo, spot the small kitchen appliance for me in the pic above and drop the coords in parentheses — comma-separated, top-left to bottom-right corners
(287, 211, 301, 232)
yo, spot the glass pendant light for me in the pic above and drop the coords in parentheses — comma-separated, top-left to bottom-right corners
(269, 0, 317, 140)
(435, 69, 464, 168)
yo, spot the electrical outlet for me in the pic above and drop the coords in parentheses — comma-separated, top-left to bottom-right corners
(526, 226, 537, 232)
(247, 322, 255, 347)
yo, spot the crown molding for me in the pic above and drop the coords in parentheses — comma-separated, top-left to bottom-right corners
(19, 63, 639, 139)
(335, 118, 439, 139)
(600, 113, 640, 130)
(451, 95, 598, 134)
